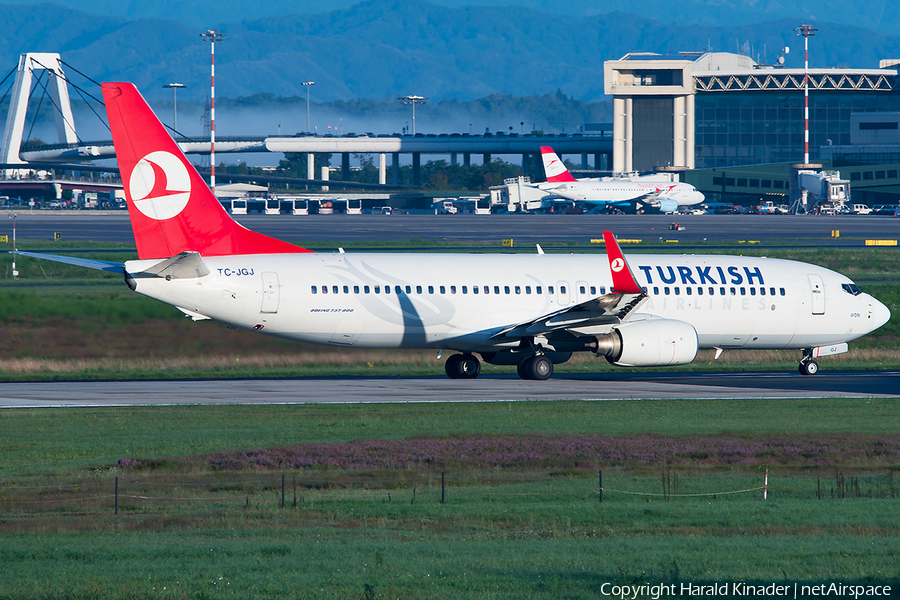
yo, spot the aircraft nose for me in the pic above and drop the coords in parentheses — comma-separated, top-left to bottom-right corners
(871, 296, 891, 331)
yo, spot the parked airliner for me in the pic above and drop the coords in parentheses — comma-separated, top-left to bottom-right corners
(538, 146, 705, 213)
(14, 83, 890, 380)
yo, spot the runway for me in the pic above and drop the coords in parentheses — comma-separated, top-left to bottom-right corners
(4, 212, 899, 247)
(1, 370, 897, 408)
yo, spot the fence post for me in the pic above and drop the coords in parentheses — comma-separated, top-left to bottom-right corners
(598, 470, 603, 503)
(114, 476, 119, 515)
(441, 472, 445, 504)
(281, 474, 285, 508)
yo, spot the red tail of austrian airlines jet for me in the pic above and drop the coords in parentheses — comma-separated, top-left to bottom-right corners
(12, 83, 890, 380)
(102, 82, 310, 259)
(540, 146, 577, 182)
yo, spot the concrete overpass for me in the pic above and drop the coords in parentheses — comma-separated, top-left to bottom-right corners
(2, 53, 612, 186)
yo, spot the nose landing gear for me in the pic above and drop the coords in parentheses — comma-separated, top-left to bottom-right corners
(799, 349, 819, 376)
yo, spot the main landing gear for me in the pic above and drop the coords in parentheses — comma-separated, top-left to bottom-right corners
(516, 354, 553, 381)
(443, 352, 555, 380)
(799, 349, 819, 376)
(444, 353, 481, 379)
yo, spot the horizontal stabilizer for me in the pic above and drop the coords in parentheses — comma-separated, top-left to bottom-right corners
(10, 251, 124, 273)
(134, 251, 210, 279)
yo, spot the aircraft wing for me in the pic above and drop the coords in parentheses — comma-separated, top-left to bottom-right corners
(10, 251, 125, 273)
(490, 231, 647, 339)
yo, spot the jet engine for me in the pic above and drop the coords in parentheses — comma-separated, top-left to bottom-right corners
(594, 319, 698, 367)
(655, 198, 678, 214)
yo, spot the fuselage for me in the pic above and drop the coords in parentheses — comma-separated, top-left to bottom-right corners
(547, 182, 705, 206)
(126, 252, 889, 354)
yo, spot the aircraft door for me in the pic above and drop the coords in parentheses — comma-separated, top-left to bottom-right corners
(260, 272, 280, 313)
(556, 280, 570, 306)
(808, 274, 825, 315)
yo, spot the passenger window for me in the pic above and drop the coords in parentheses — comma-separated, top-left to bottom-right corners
(654, 287, 659, 295)
(416, 285, 422, 294)
(343, 286, 349, 294)
(515, 286, 521, 294)
(600, 287, 606, 294)
(462, 286, 468, 294)
(322, 286, 328, 294)
(664, 287, 670, 295)
(354, 285, 360, 294)
(674, 287, 680, 295)
(548, 286, 554, 294)
(374, 285, 380, 294)
(385, 286, 391, 294)
(561, 286, 567, 294)
(720, 287, 725, 295)
(440, 286, 446, 294)
(579, 286, 586, 294)
(686, 287, 692, 296)
(364, 285, 370, 294)
(429, 285, 434, 294)
(494, 286, 500, 294)
(697, 287, 703, 296)
(473, 286, 479, 294)
(405, 285, 411, 294)
(780, 288, 786, 296)
(504, 286, 510, 294)
(537, 286, 542, 294)
(395, 285, 402, 294)
(484, 286, 490, 294)
(760, 287, 766, 296)
(730, 287, 736, 295)
(740, 288, 746, 296)
(333, 286, 339, 294)
(590, 286, 596, 295)
(525, 286, 531, 294)
(750, 288, 756, 296)
(450, 285, 456, 294)
(769, 287, 776, 296)
(311, 286, 317, 294)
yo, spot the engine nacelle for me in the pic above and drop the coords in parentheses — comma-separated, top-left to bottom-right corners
(595, 319, 698, 367)
(656, 198, 678, 214)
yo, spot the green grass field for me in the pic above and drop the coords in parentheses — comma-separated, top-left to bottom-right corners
(1, 400, 899, 598)
(1, 240, 899, 597)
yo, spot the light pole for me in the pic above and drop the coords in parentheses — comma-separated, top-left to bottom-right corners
(200, 29, 225, 192)
(301, 81, 315, 133)
(162, 83, 186, 131)
(794, 24, 817, 164)
(398, 95, 427, 135)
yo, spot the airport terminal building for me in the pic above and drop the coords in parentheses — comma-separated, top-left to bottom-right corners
(604, 52, 900, 173)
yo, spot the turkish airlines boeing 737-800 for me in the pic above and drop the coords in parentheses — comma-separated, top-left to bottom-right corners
(15, 83, 890, 380)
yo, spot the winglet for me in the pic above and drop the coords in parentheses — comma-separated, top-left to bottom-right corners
(603, 231, 644, 294)
(540, 146, 578, 183)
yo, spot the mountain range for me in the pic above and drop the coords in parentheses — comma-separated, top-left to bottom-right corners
(1, 0, 900, 104)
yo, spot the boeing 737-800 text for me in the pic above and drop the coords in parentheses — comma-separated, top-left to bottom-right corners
(14, 83, 890, 380)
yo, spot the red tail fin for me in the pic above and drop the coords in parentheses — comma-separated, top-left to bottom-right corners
(540, 146, 577, 183)
(102, 82, 311, 259)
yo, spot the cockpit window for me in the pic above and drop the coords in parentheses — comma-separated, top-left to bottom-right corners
(841, 283, 862, 296)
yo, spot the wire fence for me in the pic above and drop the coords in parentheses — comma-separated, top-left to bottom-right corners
(1, 468, 896, 518)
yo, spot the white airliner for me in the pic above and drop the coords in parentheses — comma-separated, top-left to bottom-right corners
(538, 146, 705, 213)
(14, 83, 890, 380)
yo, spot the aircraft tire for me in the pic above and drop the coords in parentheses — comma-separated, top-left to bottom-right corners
(799, 359, 819, 376)
(458, 354, 481, 379)
(516, 356, 533, 380)
(527, 355, 554, 381)
(444, 354, 463, 379)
